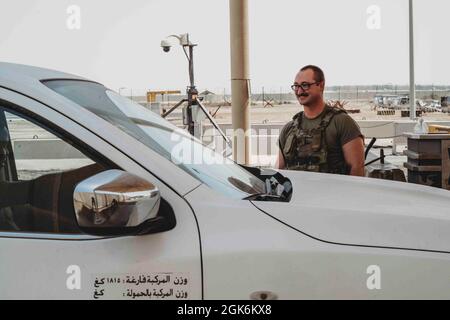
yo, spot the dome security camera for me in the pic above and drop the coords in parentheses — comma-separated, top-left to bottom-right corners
(160, 40, 171, 52)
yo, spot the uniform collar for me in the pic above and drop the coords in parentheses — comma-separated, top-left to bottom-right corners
(302, 103, 330, 121)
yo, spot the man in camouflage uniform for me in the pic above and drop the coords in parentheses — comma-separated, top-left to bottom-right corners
(277, 65, 365, 176)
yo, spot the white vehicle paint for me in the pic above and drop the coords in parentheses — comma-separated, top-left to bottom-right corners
(0, 62, 450, 300)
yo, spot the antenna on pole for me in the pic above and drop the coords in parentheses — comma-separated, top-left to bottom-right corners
(160, 33, 231, 153)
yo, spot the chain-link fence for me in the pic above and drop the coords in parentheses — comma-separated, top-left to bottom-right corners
(123, 85, 450, 106)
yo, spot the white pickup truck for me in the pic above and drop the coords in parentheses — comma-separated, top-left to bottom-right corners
(0, 62, 449, 299)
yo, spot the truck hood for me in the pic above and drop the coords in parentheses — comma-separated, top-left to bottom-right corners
(251, 170, 450, 253)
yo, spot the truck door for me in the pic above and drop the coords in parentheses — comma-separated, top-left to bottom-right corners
(0, 90, 202, 299)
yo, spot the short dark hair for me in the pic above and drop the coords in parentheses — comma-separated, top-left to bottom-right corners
(300, 65, 325, 83)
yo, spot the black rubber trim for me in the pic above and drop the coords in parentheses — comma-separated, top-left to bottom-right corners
(0, 234, 117, 241)
(40, 78, 102, 86)
(250, 201, 450, 255)
(0, 85, 205, 299)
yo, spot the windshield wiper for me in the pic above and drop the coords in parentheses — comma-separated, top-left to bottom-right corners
(243, 193, 283, 201)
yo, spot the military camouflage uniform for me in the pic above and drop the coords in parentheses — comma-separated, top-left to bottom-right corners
(279, 105, 363, 175)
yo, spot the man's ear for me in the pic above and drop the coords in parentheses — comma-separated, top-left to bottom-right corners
(319, 81, 325, 91)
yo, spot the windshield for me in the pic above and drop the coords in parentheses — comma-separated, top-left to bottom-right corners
(43, 79, 265, 199)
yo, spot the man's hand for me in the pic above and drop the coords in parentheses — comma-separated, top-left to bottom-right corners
(342, 137, 365, 176)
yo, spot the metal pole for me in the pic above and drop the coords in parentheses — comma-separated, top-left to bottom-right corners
(409, 0, 416, 120)
(280, 87, 282, 104)
(230, 0, 250, 164)
(185, 40, 198, 137)
(188, 44, 195, 88)
(197, 100, 232, 147)
(161, 99, 187, 118)
(262, 86, 265, 106)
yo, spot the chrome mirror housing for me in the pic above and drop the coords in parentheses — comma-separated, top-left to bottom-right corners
(73, 170, 161, 235)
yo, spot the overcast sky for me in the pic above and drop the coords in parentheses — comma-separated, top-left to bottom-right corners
(0, 0, 448, 94)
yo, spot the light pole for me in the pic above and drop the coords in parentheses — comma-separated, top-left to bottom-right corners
(409, 0, 416, 119)
(160, 33, 231, 150)
(160, 34, 198, 136)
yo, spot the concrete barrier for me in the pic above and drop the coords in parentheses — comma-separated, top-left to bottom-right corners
(12, 121, 450, 167)
(12, 139, 86, 160)
(202, 120, 450, 158)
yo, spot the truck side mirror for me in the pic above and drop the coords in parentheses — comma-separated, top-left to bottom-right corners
(73, 169, 165, 236)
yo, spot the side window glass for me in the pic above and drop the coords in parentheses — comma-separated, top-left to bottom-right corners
(5, 111, 95, 180)
(0, 107, 109, 234)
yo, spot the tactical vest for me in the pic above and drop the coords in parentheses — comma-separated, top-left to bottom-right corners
(282, 105, 349, 174)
